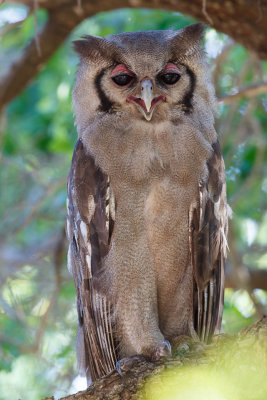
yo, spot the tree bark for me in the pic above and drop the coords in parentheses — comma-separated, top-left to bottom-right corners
(1, 0, 267, 110)
(8, 0, 267, 58)
(43, 317, 267, 400)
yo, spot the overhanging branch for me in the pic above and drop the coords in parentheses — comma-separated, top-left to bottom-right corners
(1, 0, 267, 110)
(219, 82, 267, 104)
(0, 9, 85, 111)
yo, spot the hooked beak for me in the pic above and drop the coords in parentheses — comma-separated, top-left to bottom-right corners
(126, 78, 166, 121)
(141, 79, 153, 114)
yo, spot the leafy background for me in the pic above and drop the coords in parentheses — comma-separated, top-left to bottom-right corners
(0, 4, 266, 399)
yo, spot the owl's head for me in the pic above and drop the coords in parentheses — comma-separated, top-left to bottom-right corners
(73, 23, 216, 130)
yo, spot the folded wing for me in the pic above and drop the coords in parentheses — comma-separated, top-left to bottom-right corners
(189, 140, 228, 342)
(66, 139, 117, 382)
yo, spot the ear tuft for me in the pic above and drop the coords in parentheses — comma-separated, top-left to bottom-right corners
(170, 23, 207, 57)
(72, 39, 90, 57)
(179, 22, 207, 41)
(72, 35, 123, 62)
(72, 35, 106, 59)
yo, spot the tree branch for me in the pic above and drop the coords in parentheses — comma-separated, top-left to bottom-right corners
(8, 0, 267, 58)
(213, 40, 235, 91)
(0, 9, 85, 110)
(218, 82, 267, 103)
(1, 0, 267, 110)
(44, 317, 267, 400)
(226, 268, 267, 291)
(228, 224, 266, 317)
(20, 227, 65, 354)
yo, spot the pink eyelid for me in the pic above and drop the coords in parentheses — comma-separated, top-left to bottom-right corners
(111, 62, 179, 78)
(111, 64, 134, 76)
(164, 62, 180, 73)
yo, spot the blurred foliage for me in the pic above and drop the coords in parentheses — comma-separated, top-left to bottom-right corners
(0, 4, 267, 399)
(143, 334, 267, 400)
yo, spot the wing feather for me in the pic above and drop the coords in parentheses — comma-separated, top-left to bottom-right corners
(190, 140, 228, 342)
(68, 136, 228, 381)
(67, 139, 117, 383)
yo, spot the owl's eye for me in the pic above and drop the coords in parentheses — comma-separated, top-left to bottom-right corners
(112, 75, 133, 86)
(160, 73, 181, 85)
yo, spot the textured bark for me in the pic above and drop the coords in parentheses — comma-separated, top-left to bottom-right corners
(42, 317, 267, 400)
(1, 0, 267, 110)
(8, 0, 267, 57)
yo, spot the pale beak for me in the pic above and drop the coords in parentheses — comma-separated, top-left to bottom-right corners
(126, 78, 166, 121)
(141, 79, 153, 113)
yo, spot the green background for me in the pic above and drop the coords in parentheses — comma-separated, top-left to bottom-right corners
(0, 5, 266, 399)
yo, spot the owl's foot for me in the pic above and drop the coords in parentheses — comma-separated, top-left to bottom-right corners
(151, 340, 172, 361)
(116, 355, 146, 376)
(171, 335, 203, 357)
(171, 334, 195, 348)
(116, 340, 171, 375)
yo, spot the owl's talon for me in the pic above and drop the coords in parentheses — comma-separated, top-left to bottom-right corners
(116, 355, 146, 376)
(151, 340, 172, 361)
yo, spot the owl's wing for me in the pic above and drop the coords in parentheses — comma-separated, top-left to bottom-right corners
(66, 139, 117, 382)
(189, 140, 228, 343)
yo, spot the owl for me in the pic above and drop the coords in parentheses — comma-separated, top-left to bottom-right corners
(66, 23, 228, 384)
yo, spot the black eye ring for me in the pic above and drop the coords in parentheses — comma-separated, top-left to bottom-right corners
(160, 73, 181, 85)
(112, 75, 133, 86)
